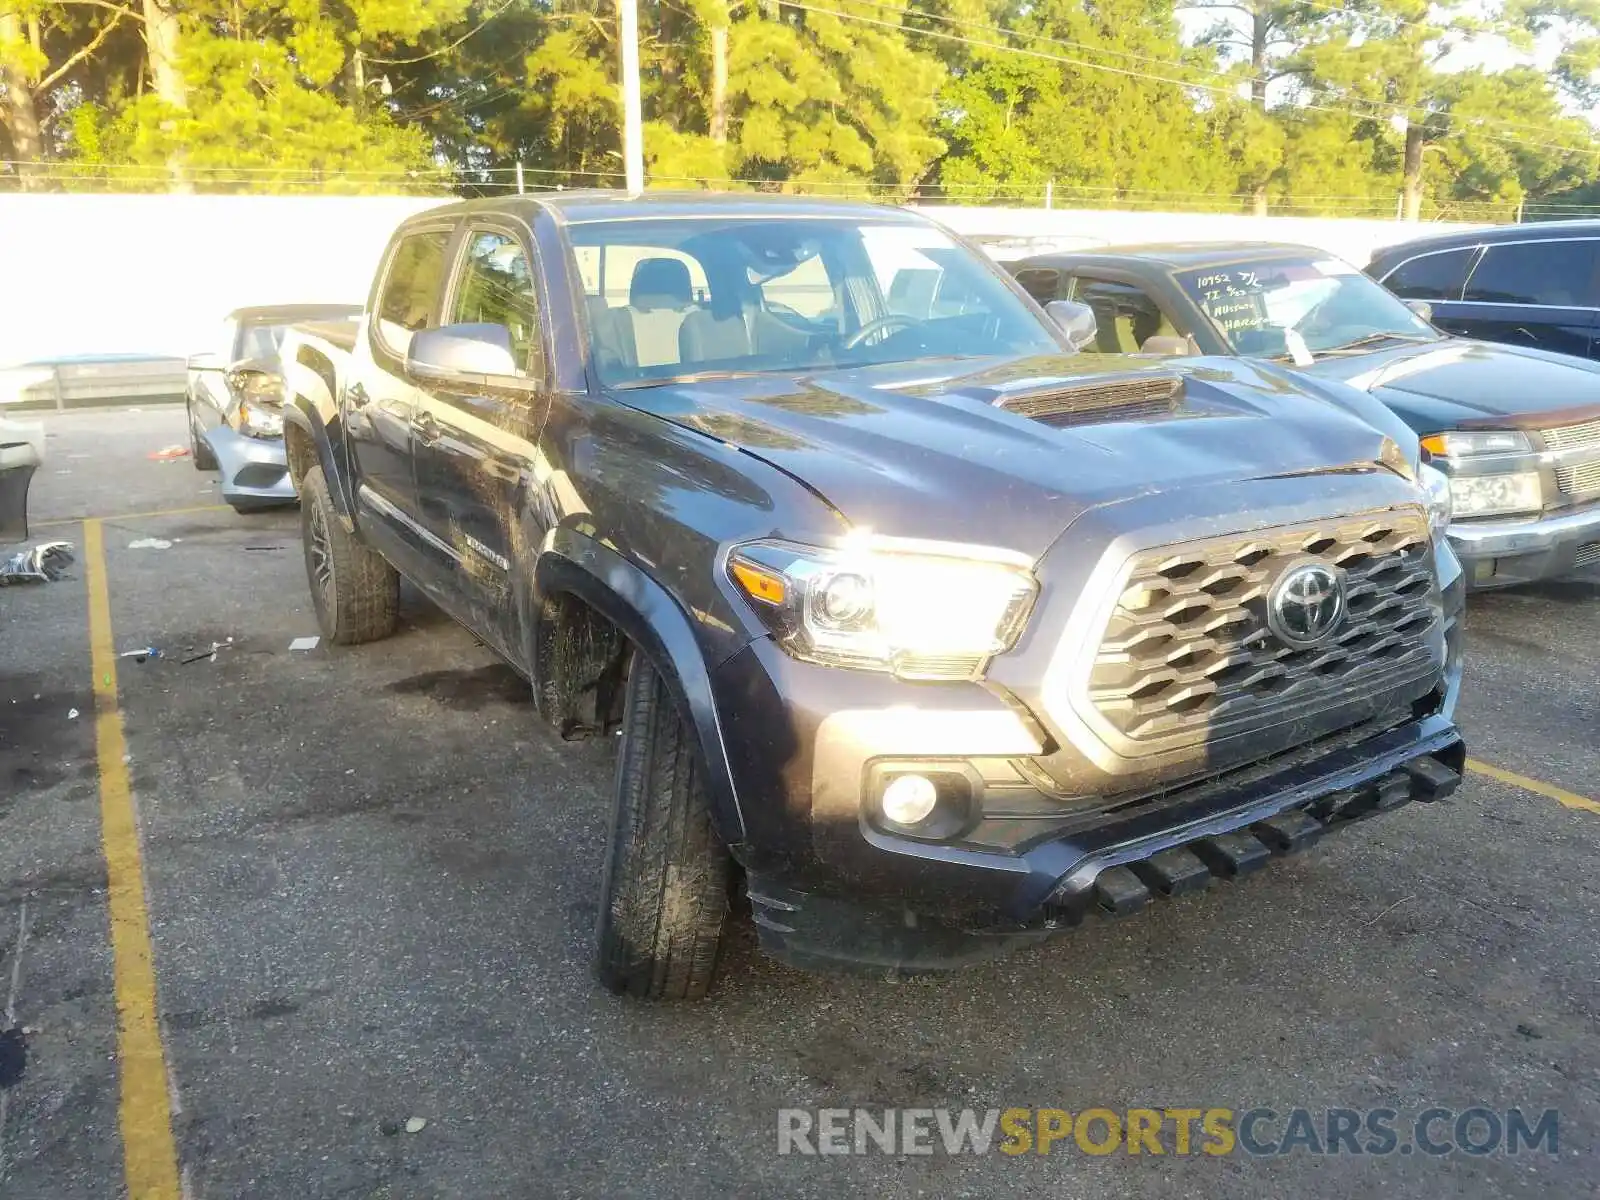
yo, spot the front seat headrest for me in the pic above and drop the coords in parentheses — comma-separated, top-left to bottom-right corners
(630, 258, 693, 311)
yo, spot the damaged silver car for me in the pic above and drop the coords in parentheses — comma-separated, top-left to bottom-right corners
(187, 304, 361, 512)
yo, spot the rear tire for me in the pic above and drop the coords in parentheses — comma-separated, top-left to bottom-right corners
(300, 465, 399, 645)
(595, 651, 731, 1000)
(188, 398, 218, 470)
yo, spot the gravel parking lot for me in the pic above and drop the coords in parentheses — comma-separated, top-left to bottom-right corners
(3, 408, 1598, 1199)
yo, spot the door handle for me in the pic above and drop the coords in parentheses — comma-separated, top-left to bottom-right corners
(411, 412, 442, 445)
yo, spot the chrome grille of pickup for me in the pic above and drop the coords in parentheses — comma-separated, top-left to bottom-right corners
(1086, 510, 1439, 749)
(1541, 418, 1600, 450)
(1544, 419, 1600, 499)
(1554, 459, 1600, 498)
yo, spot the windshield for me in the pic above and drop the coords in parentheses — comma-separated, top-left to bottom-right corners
(1174, 255, 1439, 358)
(234, 322, 294, 365)
(568, 218, 1059, 387)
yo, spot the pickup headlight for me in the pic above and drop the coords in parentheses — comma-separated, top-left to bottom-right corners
(1449, 472, 1542, 519)
(727, 537, 1038, 680)
(1419, 463, 1451, 536)
(1421, 430, 1531, 458)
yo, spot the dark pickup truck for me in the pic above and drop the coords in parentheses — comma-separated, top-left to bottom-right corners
(283, 194, 1465, 1000)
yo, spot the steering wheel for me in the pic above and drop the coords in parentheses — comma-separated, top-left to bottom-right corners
(843, 313, 919, 350)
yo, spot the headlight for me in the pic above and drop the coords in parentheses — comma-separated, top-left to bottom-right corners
(727, 537, 1038, 680)
(1419, 463, 1451, 536)
(1449, 471, 1542, 519)
(1421, 430, 1531, 459)
(238, 397, 284, 438)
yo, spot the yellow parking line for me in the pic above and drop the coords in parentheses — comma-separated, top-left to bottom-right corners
(1468, 758, 1600, 816)
(83, 518, 183, 1199)
(36, 502, 230, 529)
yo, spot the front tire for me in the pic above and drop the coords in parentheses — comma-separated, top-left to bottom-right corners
(595, 651, 731, 1000)
(300, 465, 399, 645)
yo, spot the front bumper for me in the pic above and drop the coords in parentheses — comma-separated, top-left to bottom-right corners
(1448, 501, 1600, 588)
(745, 727, 1464, 972)
(205, 426, 296, 507)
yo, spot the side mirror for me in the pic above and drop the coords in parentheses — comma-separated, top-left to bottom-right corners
(407, 323, 528, 389)
(1045, 300, 1098, 352)
(187, 351, 224, 372)
(1404, 298, 1434, 324)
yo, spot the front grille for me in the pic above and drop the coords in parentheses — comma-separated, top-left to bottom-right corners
(1085, 510, 1440, 751)
(1554, 459, 1600, 498)
(1543, 420, 1600, 500)
(997, 373, 1182, 428)
(1541, 418, 1600, 450)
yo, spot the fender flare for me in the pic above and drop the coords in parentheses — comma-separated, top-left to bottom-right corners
(534, 529, 749, 850)
(283, 378, 355, 524)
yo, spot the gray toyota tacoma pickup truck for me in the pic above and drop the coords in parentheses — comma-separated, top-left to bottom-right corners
(282, 193, 1465, 999)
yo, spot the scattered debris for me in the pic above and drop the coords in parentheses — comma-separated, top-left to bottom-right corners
(0, 541, 75, 585)
(405, 1117, 427, 1134)
(127, 537, 173, 550)
(1517, 1023, 1544, 1041)
(180, 641, 226, 665)
(289, 636, 320, 651)
(67, 708, 79, 720)
(148, 445, 189, 461)
(245, 545, 283, 552)
(379, 1119, 403, 1137)
(119, 647, 162, 663)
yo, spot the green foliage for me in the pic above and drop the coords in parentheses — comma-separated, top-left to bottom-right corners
(3, 0, 1599, 214)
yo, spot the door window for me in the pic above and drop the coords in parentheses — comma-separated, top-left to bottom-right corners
(1068, 277, 1181, 353)
(376, 229, 452, 353)
(1463, 240, 1600, 307)
(450, 230, 544, 377)
(1382, 247, 1474, 301)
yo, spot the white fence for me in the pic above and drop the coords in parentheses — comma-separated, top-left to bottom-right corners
(0, 193, 1485, 368)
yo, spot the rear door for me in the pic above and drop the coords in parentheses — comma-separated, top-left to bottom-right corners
(412, 221, 552, 656)
(1452, 238, 1600, 359)
(347, 223, 453, 570)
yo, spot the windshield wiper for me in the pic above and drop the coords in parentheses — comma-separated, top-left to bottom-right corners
(613, 369, 768, 390)
(1314, 332, 1436, 355)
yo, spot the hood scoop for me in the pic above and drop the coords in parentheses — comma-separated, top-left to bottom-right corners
(981, 371, 1185, 428)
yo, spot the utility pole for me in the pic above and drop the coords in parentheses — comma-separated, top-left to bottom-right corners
(618, 0, 644, 195)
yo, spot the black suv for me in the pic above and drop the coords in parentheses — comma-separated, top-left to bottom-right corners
(1368, 221, 1600, 359)
(282, 194, 1464, 999)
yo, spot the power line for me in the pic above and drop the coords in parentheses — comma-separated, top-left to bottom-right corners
(785, 0, 1600, 161)
(865, 0, 1576, 145)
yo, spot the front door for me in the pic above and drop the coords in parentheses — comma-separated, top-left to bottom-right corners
(412, 224, 553, 660)
(347, 225, 453, 572)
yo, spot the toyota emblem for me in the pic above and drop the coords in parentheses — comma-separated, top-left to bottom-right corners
(1268, 562, 1346, 648)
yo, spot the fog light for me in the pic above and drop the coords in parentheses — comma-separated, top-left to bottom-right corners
(880, 774, 939, 826)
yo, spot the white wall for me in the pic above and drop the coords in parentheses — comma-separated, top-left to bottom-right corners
(0, 193, 1487, 367)
(0, 194, 441, 366)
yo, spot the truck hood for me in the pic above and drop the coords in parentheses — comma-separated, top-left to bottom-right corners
(1301, 337, 1600, 432)
(623, 353, 1409, 559)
